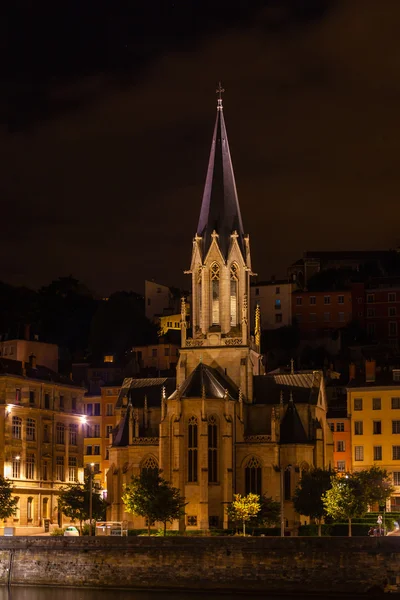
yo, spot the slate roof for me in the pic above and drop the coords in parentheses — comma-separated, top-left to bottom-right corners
(253, 372, 321, 405)
(196, 102, 245, 259)
(0, 357, 83, 388)
(116, 377, 176, 408)
(280, 399, 309, 444)
(112, 404, 131, 447)
(169, 363, 238, 400)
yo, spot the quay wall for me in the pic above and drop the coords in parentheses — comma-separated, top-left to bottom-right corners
(0, 536, 397, 595)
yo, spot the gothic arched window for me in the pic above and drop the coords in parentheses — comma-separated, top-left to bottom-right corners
(197, 266, 202, 327)
(141, 456, 158, 476)
(245, 456, 262, 495)
(230, 263, 239, 327)
(210, 263, 220, 325)
(208, 416, 218, 483)
(188, 416, 198, 482)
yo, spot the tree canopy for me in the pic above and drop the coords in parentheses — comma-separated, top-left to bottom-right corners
(226, 493, 261, 536)
(292, 468, 333, 536)
(0, 476, 18, 521)
(353, 466, 394, 509)
(323, 474, 367, 536)
(122, 469, 186, 535)
(57, 475, 107, 533)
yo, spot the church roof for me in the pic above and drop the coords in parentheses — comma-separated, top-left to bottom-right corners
(169, 363, 238, 400)
(196, 95, 245, 259)
(280, 398, 309, 444)
(116, 377, 176, 408)
(253, 371, 321, 405)
(112, 403, 131, 447)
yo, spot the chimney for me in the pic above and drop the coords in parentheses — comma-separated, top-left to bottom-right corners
(365, 359, 376, 383)
(24, 324, 31, 341)
(349, 363, 356, 381)
(29, 354, 37, 369)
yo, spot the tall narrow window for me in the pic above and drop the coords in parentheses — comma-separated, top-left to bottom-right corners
(69, 424, 77, 446)
(210, 263, 220, 325)
(208, 416, 218, 483)
(56, 423, 65, 445)
(230, 263, 239, 327)
(68, 456, 77, 482)
(27, 498, 33, 521)
(42, 498, 48, 519)
(56, 456, 64, 481)
(197, 266, 202, 327)
(26, 453, 35, 479)
(12, 456, 21, 479)
(12, 416, 22, 439)
(188, 416, 198, 482)
(245, 457, 262, 495)
(26, 418, 36, 441)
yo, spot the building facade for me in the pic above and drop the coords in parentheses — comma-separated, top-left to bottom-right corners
(346, 362, 400, 510)
(250, 280, 295, 330)
(107, 94, 333, 533)
(292, 290, 352, 337)
(0, 357, 86, 533)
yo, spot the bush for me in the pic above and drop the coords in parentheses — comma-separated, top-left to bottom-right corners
(50, 528, 65, 537)
(81, 523, 95, 536)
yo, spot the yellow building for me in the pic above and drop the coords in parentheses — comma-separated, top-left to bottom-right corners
(347, 360, 400, 510)
(158, 314, 182, 336)
(82, 386, 120, 496)
(107, 95, 333, 533)
(0, 356, 86, 534)
(131, 343, 180, 372)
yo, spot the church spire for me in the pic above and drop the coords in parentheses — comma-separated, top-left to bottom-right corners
(196, 83, 245, 259)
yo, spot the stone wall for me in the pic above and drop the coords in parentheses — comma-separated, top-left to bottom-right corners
(0, 536, 398, 594)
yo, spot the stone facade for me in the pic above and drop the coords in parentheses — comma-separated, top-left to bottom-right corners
(107, 96, 333, 533)
(0, 536, 398, 594)
(0, 359, 86, 532)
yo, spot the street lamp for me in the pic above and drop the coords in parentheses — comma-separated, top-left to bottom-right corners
(89, 462, 95, 536)
(280, 464, 292, 537)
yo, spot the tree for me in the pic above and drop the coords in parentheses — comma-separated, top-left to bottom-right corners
(57, 475, 107, 533)
(292, 468, 333, 536)
(353, 466, 394, 510)
(0, 476, 18, 520)
(249, 495, 280, 532)
(323, 475, 367, 536)
(226, 493, 260, 536)
(122, 469, 186, 536)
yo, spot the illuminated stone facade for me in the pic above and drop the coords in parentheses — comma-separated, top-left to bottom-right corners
(0, 359, 86, 533)
(107, 95, 333, 532)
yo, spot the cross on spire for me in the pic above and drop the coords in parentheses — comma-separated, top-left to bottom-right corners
(216, 81, 225, 109)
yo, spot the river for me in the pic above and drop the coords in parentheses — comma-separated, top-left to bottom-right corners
(0, 589, 359, 600)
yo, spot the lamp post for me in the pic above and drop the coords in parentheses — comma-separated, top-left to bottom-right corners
(89, 462, 95, 536)
(280, 464, 292, 537)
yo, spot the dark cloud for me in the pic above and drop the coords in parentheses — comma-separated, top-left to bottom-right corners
(2, 0, 400, 295)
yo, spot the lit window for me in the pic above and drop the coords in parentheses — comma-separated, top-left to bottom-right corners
(354, 421, 363, 435)
(68, 457, 77, 482)
(230, 264, 239, 327)
(275, 299, 281, 310)
(374, 446, 382, 461)
(211, 263, 220, 325)
(12, 417, 22, 439)
(56, 456, 64, 481)
(354, 446, 364, 461)
(337, 441, 345, 452)
(12, 456, 21, 479)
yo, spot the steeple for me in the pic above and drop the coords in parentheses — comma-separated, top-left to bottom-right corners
(196, 83, 245, 259)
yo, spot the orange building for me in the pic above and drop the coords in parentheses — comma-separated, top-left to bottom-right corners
(327, 411, 351, 473)
(292, 290, 352, 337)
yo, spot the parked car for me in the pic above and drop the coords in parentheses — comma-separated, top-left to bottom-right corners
(64, 526, 79, 537)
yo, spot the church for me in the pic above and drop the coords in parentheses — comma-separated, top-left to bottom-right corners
(106, 90, 334, 533)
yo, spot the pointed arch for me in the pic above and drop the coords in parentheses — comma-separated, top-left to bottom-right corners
(244, 455, 262, 495)
(210, 262, 220, 325)
(208, 415, 218, 483)
(197, 266, 202, 329)
(140, 455, 158, 476)
(188, 416, 198, 482)
(230, 262, 239, 327)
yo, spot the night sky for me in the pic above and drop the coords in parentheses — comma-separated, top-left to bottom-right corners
(2, 0, 400, 296)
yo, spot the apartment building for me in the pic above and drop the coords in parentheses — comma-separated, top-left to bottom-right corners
(0, 357, 86, 533)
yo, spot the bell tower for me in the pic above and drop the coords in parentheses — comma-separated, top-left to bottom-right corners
(179, 84, 262, 400)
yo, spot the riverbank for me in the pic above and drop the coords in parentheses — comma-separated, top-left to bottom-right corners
(0, 537, 398, 595)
